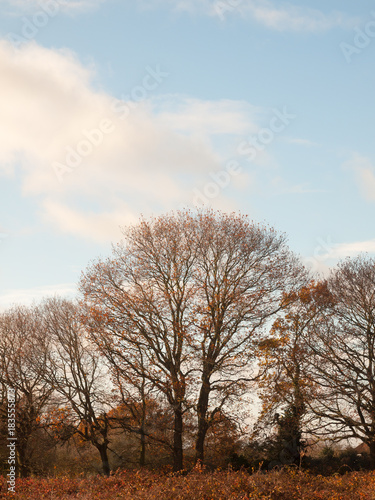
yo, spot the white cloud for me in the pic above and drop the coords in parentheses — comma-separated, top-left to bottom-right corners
(324, 240, 375, 260)
(244, 1, 352, 32)
(271, 176, 325, 195)
(157, 97, 259, 136)
(0, 283, 77, 309)
(304, 238, 375, 276)
(0, 0, 105, 15)
(0, 40, 259, 242)
(0, 0, 356, 31)
(343, 153, 375, 202)
(136, 0, 355, 32)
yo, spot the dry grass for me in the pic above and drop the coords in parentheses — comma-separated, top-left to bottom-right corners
(1, 467, 375, 499)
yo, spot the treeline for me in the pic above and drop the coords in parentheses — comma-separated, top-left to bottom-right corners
(0, 209, 374, 476)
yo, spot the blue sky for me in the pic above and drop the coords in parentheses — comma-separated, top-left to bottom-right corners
(0, 0, 375, 308)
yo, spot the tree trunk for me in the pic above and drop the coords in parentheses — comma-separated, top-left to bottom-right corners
(195, 374, 210, 464)
(96, 443, 110, 476)
(16, 444, 29, 478)
(173, 405, 184, 472)
(195, 417, 209, 464)
(140, 426, 146, 467)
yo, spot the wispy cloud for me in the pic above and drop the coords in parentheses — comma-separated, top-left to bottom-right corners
(136, 0, 356, 33)
(0, 0, 105, 15)
(0, 0, 357, 31)
(285, 137, 318, 147)
(321, 239, 375, 261)
(243, 1, 354, 33)
(271, 176, 325, 195)
(0, 41, 259, 242)
(305, 237, 375, 276)
(343, 153, 375, 202)
(0, 283, 77, 309)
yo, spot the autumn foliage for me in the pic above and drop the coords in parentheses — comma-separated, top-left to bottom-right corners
(1, 468, 375, 499)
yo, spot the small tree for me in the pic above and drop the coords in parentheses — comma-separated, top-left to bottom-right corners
(0, 305, 53, 477)
(255, 281, 330, 466)
(108, 359, 174, 467)
(306, 255, 375, 469)
(41, 297, 113, 476)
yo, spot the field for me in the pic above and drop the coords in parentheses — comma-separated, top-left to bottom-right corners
(1, 468, 375, 500)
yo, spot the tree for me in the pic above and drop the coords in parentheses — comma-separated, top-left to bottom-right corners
(80, 211, 198, 471)
(80, 209, 305, 470)
(202, 410, 242, 467)
(108, 396, 174, 468)
(81, 214, 200, 471)
(190, 212, 305, 463)
(255, 281, 331, 466)
(0, 305, 53, 477)
(306, 255, 375, 468)
(41, 297, 113, 476)
(108, 356, 173, 467)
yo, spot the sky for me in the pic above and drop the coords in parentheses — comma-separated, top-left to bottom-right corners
(0, 0, 375, 308)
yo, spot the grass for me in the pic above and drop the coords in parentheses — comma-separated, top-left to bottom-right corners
(1, 467, 375, 499)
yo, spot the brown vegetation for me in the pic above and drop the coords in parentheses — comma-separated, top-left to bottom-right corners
(1, 468, 375, 499)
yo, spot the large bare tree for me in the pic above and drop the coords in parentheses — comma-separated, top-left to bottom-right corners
(80, 211, 197, 471)
(190, 211, 305, 463)
(80, 209, 305, 470)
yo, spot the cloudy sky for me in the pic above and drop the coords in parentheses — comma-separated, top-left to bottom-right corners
(0, 0, 374, 308)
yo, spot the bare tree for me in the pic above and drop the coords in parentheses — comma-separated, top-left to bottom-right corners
(306, 255, 375, 468)
(254, 281, 331, 465)
(190, 212, 305, 463)
(41, 297, 113, 476)
(0, 305, 53, 477)
(80, 209, 305, 470)
(80, 211, 198, 471)
(108, 346, 173, 467)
